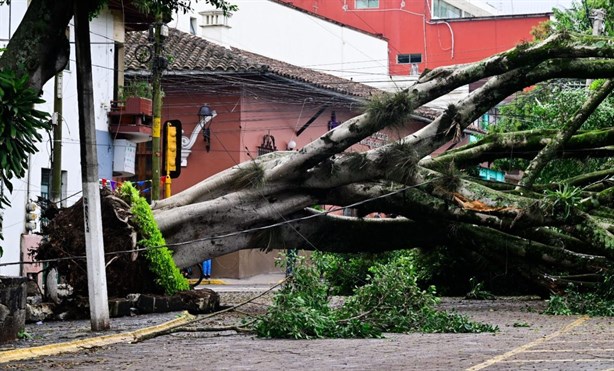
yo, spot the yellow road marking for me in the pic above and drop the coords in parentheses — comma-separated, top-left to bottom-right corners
(523, 348, 614, 353)
(0, 312, 195, 364)
(500, 358, 614, 363)
(546, 340, 614, 344)
(466, 316, 590, 371)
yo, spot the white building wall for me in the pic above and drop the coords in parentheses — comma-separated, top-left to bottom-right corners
(488, 0, 574, 14)
(0, 4, 117, 276)
(169, 0, 389, 88)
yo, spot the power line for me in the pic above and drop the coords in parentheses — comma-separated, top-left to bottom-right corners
(0, 179, 436, 268)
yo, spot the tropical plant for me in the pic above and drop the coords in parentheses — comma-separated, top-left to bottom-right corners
(0, 69, 51, 255)
(543, 184, 583, 219)
(491, 83, 613, 184)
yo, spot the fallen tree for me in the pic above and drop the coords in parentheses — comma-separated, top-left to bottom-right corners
(3, 1, 614, 295)
(142, 33, 614, 294)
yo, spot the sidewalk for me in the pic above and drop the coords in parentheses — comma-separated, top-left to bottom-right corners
(200, 272, 286, 292)
(0, 273, 284, 362)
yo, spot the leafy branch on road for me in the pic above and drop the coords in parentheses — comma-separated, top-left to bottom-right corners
(254, 254, 498, 339)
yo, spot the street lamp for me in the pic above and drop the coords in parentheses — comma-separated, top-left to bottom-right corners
(199, 104, 215, 152)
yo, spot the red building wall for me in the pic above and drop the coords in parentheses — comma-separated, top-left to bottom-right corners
(162, 81, 366, 195)
(280, 0, 548, 75)
(158, 83, 373, 278)
(239, 97, 362, 162)
(160, 89, 243, 194)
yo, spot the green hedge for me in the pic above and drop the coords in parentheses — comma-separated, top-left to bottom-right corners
(119, 182, 189, 295)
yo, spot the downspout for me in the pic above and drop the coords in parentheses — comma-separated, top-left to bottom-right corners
(8, 1, 11, 39)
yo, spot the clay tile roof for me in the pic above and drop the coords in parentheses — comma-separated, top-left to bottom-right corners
(125, 28, 381, 99)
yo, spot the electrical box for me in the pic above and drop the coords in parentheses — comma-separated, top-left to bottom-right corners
(113, 139, 136, 177)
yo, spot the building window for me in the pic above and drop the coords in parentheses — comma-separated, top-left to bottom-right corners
(41, 168, 51, 200)
(397, 53, 422, 64)
(190, 17, 197, 35)
(64, 27, 71, 71)
(41, 168, 68, 207)
(355, 0, 379, 9)
(433, 0, 473, 18)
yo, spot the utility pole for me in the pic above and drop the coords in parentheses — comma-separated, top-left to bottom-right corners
(151, 18, 168, 201)
(51, 72, 63, 206)
(590, 8, 606, 36)
(74, 1, 110, 331)
(587, 8, 606, 88)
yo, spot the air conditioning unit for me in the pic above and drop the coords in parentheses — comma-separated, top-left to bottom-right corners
(113, 139, 136, 177)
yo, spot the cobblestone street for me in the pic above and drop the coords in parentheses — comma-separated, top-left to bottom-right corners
(2, 291, 613, 370)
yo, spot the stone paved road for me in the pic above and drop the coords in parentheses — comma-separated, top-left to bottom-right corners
(1, 296, 613, 370)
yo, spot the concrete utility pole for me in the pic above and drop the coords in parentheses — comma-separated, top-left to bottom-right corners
(51, 72, 63, 206)
(151, 18, 167, 201)
(590, 8, 606, 36)
(74, 1, 110, 331)
(587, 8, 606, 87)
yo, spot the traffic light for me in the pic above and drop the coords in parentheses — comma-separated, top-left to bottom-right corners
(163, 120, 182, 178)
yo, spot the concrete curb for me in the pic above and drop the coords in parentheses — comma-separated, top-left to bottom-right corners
(0, 311, 195, 364)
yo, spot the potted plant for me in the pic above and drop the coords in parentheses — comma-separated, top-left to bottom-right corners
(120, 81, 153, 115)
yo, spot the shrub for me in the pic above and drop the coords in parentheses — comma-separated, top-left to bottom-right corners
(315, 247, 534, 297)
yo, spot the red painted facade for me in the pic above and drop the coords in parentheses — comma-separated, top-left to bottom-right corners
(152, 81, 370, 278)
(159, 86, 363, 195)
(279, 0, 548, 75)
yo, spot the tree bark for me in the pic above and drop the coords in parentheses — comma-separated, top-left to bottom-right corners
(0, 0, 74, 91)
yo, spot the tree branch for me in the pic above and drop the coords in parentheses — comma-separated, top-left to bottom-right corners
(521, 79, 614, 188)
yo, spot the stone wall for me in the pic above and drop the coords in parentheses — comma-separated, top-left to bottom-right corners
(0, 276, 27, 344)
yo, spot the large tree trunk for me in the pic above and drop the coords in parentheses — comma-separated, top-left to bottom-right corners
(0, 0, 74, 91)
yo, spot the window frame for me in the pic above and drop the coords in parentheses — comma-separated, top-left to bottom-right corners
(41, 168, 68, 207)
(432, 0, 473, 19)
(189, 17, 198, 35)
(355, 0, 379, 9)
(397, 53, 422, 64)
